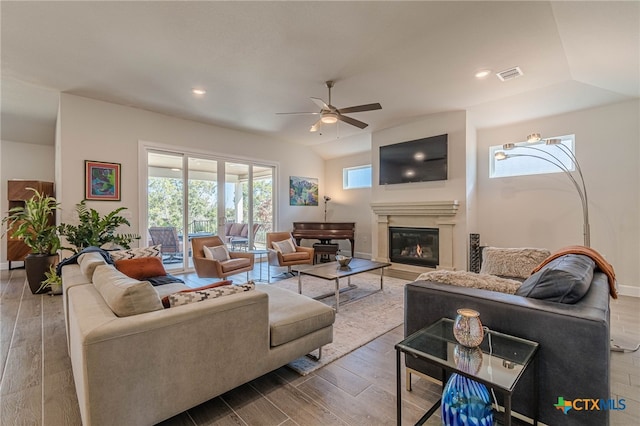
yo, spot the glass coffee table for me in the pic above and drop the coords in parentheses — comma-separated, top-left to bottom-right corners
(293, 258, 391, 312)
(395, 318, 539, 425)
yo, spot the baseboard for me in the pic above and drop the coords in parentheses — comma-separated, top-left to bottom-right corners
(617, 284, 640, 298)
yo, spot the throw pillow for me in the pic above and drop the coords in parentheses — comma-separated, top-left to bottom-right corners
(480, 247, 551, 279)
(203, 245, 230, 261)
(166, 282, 255, 307)
(161, 280, 232, 308)
(516, 254, 595, 303)
(115, 257, 167, 281)
(109, 245, 162, 262)
(92, 264, 164, 317)
(272, 239, 296, 254)
(416, 270, 522, 294)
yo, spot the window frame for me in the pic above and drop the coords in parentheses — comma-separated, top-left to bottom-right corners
(343, 164, 372, 189)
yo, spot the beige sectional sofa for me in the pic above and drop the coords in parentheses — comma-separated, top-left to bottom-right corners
(61, 254, 335, 426)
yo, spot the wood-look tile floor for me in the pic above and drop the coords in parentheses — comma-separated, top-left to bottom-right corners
(1, 266, 639, 425)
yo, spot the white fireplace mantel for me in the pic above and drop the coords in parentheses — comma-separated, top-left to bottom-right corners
(370, 200, 459, 217)
(370, 200, 460, 276)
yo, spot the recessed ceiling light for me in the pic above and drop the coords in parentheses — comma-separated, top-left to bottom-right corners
(192, 88, 206, 95)
(474, 69, 492, 79)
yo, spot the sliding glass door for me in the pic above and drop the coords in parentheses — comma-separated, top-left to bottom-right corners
(146, 149, 274, 271)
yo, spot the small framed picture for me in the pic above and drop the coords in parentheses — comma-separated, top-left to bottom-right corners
(85, 160, 121, 201)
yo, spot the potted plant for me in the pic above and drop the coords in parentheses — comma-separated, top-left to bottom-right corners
(2, 188, 60, 294)
(58, 200, 140, 253)
(38, 264, 63, 295)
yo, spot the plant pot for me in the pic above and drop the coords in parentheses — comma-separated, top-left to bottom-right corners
(50, 282, 63, 295)
(25, 254, 58, 294)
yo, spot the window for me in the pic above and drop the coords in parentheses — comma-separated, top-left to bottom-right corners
(490, 135, 575, 178)
(343, 165, 372, 189)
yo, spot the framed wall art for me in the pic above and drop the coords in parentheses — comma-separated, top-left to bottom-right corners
(85, 160, 121, 201)
(289, 176, 318, 206)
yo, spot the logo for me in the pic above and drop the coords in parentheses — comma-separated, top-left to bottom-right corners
(554, 397, 626, 414)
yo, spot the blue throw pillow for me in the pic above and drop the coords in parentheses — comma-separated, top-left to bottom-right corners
(515, 254, 595, 303)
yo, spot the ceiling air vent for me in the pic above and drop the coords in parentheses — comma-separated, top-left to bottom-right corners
(496, 66, 523, 81)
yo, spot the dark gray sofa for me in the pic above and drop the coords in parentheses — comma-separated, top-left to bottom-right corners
(404, 272, 611, 426)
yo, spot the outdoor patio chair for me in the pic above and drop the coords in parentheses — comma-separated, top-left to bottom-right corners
(148, 226, 183, 263)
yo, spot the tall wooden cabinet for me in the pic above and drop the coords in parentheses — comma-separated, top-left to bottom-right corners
(6, 180, 55, 269)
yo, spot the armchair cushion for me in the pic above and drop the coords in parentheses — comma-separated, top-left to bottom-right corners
(203, 245, 230, 261)
(282, 252, 310, 262)
(516, 254, 595, 303)
(220, 258, 252, 273)
(272, 239, 296, 254)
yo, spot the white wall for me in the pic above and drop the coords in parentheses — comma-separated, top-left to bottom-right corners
(324, 151, 373, 258)
(56, 94, 325, 245)
(477, 99, 640, 295)
(0, 140, 56, 268)
(371, 110, 470, 270)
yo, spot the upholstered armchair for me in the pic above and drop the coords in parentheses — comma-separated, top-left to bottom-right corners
(266, 232, 314, 277)
(191, 236, 254, 280)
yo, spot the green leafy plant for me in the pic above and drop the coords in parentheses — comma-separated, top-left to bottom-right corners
(58, 200, 140, 253)
(1, 188, 60, 255)
(38, 264, 63, 293)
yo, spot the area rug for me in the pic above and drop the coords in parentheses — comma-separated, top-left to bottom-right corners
(271, 272, 409, 375)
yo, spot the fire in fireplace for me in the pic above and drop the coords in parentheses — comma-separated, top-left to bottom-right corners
(389, 227, 439, 267)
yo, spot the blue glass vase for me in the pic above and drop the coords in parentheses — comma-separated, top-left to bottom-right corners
(441, 373, 494, 426)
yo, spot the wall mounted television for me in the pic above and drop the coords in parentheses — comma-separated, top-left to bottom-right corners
(379, 134, 448, 185)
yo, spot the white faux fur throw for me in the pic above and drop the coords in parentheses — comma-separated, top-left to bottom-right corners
(416, 270, 522, 294)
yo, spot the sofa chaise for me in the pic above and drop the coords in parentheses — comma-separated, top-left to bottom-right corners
(61, 251, 335, 426)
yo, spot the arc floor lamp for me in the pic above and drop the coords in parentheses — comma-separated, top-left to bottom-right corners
(494, 133, 590, 247)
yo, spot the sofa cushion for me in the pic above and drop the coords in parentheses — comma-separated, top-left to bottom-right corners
(272, 239, 296, 254)
(203, 245, 230, 261)
(92, 264, 164, 317)
(220, 258, 251, 272)
(77, 251, 108, 280)
(480, 247, 551, 279)
(161, 280, 232, 308)
(416, 270, 522, 294)
(516, 254, 595, 303)
(257, 284, 335, 347)
(115, 257, 167, 281)
(109, 245, 162, 261)
(166, 282, 254, 307)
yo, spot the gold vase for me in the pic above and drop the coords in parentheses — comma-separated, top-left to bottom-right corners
(453, 308, 484, 347)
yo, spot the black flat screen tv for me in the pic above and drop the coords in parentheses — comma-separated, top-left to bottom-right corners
(379, 134, 448, 185)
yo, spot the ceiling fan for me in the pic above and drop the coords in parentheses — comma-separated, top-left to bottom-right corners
(277, 81, 382, 132)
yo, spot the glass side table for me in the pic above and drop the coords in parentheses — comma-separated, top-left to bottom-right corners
(248, 249, 269, 282)
(395, 318, 539, 425)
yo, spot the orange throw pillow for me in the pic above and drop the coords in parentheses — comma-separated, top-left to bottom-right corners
(115, 257, 167, 281)
(161, 280, 232, 308)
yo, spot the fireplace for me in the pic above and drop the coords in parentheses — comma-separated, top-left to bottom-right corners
(389, 227, 439, 268)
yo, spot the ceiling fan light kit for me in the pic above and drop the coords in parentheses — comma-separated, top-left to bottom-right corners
(278, 80, 382, 132)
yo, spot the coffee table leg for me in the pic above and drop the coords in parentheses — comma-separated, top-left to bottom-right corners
(335, 278, 340, 313)
(298, 272, 302, 294)
(380, 267, 385, 291)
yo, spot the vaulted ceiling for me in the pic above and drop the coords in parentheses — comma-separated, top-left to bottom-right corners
(2, 1, 638, 159)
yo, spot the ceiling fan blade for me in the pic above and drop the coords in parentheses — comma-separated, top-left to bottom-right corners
(309, 118, 323, 133)
(275, 111, 320, 115)
(338, 103, 382, 114)
(310, 97, 329, 110)
(337, 114, 368, 129)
